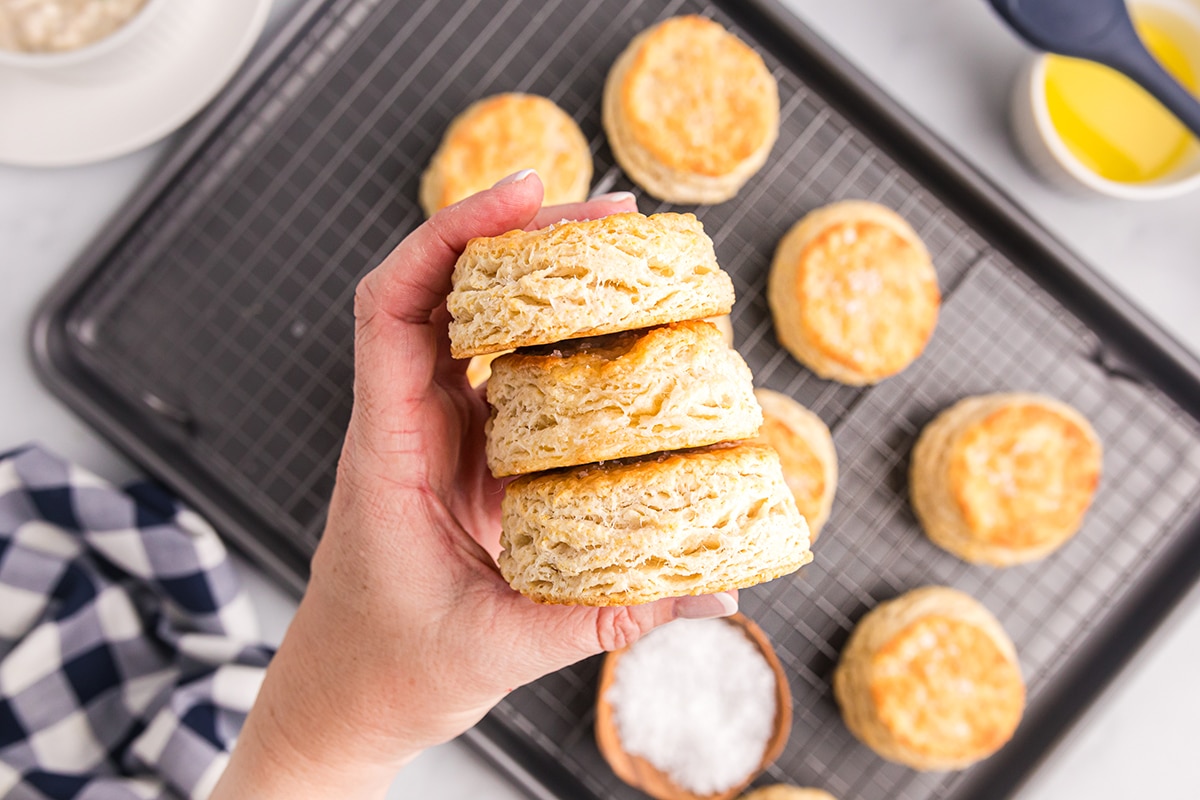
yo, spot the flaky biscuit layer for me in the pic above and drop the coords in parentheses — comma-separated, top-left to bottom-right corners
(499, 443, 812, 605)
(487, 321, 761, 477)
(448, 212, 734, 357)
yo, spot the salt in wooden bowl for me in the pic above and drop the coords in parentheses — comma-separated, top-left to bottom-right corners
(595, 613, 792, 800)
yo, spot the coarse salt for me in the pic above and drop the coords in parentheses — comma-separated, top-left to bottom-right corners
(606, 618, 777, 795)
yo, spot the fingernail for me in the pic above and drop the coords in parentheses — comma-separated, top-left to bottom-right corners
(590, 191, 636, 204)
(493, 168, 537, 187)
(674, 592, 738, 620)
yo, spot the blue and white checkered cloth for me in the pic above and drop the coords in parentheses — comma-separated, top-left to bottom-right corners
(0, 446, 273, 800)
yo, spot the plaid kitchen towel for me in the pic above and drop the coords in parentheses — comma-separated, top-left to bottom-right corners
(0, 446, 273, 800)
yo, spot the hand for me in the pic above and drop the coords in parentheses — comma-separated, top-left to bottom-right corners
(212, 171, 738, 799)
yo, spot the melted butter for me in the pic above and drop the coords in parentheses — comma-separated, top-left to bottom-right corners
(1044, 6, 1200, 183)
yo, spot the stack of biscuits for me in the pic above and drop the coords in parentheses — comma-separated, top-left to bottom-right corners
(447, 212, 812, 605)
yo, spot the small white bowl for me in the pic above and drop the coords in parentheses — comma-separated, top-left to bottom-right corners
(0, 0, 171, 71)
(1009, 1, 1200, 201)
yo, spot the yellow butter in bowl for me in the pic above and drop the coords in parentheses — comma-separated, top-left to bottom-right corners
(1011, 1, 1200, 199)
(1044, 5, 1200, 184)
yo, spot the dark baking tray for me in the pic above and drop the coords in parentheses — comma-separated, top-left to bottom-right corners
(29, 1, 1200, 798)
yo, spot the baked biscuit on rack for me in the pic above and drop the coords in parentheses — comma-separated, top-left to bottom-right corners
(740, 787, 837, 800)
(910, 392, 1102, 566)
(768, 201, 940, 385)
(751, 389, 837, 541)
(602, 15, 779, 204)
(447, 212, 734, 357)
(420, 93, 591, 216)
(499, 443, 812, 606)
(486, 321, 761, 477)
(833, 586, 1025, 771)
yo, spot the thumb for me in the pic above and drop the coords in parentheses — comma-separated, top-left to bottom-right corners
(492, 590, 739, 687)
(355, 169, 544, 328)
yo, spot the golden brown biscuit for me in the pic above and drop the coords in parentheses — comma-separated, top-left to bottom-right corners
(486, 322, 761, 477)
(751, 389, 837, 541)
(419, 93, 592, 216)
(833, 586, 1025, 771)
(741, 787, 837, 800)
(910, 393, 1102, 566)
(603, 16, 779, 204)
(499, 443, 812, 605)
(447, 212, 735, 358)
(768, 201, 940, 385)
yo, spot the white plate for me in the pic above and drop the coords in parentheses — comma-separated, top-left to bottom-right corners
(0, 0, 272, 167)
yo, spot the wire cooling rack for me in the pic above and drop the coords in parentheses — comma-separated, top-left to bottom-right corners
(35, 0, 1200, 798)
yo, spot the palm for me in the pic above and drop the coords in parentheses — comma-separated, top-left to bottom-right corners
(427, 342, 504, 554)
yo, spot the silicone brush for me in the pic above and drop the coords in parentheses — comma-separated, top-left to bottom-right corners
(988, 0, 1200, 138)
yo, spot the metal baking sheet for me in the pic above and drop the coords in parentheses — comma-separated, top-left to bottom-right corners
(30, 1, 1200, 799)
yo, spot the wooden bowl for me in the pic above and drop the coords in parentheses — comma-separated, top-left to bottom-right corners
(594, 613, 793, 800)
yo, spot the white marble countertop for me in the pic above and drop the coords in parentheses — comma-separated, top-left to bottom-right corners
(1, 0, 1198, 797)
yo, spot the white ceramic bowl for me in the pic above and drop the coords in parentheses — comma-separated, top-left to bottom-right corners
(1010, 0, 1200, 201)
(0, 0, 171, 71)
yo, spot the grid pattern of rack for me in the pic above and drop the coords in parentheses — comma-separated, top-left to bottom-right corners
(60, 0, 1200, 798)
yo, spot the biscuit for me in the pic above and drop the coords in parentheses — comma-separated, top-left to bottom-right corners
(740, 787, 837, 800)
(447, 212, 735, 358)
(486, 321, 762, 477)
(751, 389, 837, 541)
(910, 393, 1102, 566)
(602, 16, 779, 204)
(768, 201, 940, 385)
(420, 93, 592, 216)
(707, 314, 735, 347)
(832, 586, 1025, 771)
(499, 443, 812, 605)
(468, 319, 735, 389)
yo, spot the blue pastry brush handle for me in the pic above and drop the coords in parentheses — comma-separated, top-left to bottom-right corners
(1112, 43, 1200, 140)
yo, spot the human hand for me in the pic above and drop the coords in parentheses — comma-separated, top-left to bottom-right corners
(212, 171, 738, 799)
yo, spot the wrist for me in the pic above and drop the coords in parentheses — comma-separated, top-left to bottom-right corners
(212, 599, 420, 799)
(213, 702, 397, 799)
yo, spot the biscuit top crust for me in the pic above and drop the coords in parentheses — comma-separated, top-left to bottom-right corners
(456, 211, 716, 277)
(869, 616, 1025, 761)
(949, 403, 1101, 548)
(507, 441, 771, 493)
(621, 16, 778, 176)
(448, 211, 733, 357)
(434, 93, 590, 209)
(757, 411, 827, 518)
(512, 319, 720, 363)
(741, 787, 837, 800)
(796, 219, 939, 381)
